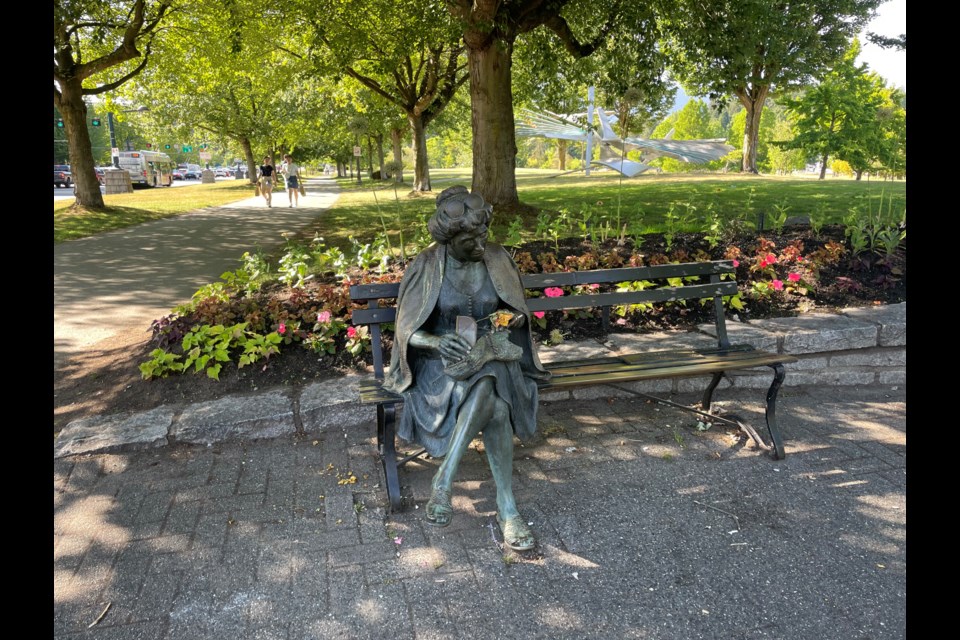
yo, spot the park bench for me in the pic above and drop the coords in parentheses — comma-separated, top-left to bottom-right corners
(349, 259, 797, 512)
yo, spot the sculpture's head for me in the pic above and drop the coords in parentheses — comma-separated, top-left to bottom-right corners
(428, 186, 493, 262)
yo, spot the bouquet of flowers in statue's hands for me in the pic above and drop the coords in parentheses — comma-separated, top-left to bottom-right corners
(442, 311, 523, 380)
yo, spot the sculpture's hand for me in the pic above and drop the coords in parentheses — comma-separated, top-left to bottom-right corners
(508, 312, 526, 329)
(438, 333, 472, 361)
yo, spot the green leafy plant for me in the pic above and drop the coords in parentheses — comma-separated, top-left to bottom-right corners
(663, 204, 681, 251)
(503, 215, 525, 247)
(237, 331, 283, 368)
(703, 206, 723, 250)
(277, 245, 315, 288)
(345, 325, 372, 355)
(304, 312, 347, 355)
(809, 204, 828, 237)
(769, 198, 790, 233)
(180, 323, 246, 379)
(139, 348, 184, 379)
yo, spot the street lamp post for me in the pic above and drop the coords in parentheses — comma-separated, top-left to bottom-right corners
(107, 106, 150, 167)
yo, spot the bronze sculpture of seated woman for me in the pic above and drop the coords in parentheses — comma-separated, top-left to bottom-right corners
(383, 185, 551, 550)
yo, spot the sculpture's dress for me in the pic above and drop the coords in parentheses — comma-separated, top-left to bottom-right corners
(395, 255, 540, 457)
(384, 242, 550, 455)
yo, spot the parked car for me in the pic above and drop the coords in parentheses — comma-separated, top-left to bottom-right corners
(171, 169, 185, 180)
(183, 169, 202, 180)
(94, 167, 114, 184)
(214, 168, 233, 177)
(54, 164, 72, 188)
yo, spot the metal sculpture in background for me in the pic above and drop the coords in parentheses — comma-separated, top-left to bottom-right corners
(516, 86, 734, 177)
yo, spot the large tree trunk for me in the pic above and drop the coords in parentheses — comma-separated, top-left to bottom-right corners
(855, 169, 863, 181)
(375, 133, 385, 179)
(467, 35, 518, 207)
(240, 137, 256, 184)
(390, 127, 405, 183)
(558, 140, 567, 170)
(819, 153, 829, 180)
(367, 137, 374, 176)
(409, 114, 431, 192)
(737, 85, 769, 175)
(57, 78, 104, 208)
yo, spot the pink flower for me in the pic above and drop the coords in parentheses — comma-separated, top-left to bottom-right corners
(796, 255, 804, 262)
(317, 311, 332, 323)
(544, 287, 564, 298)
(787, 272, 801, 282)
(732, 259, 739, 267)
(346, 326, 358, 339)
(772, 279, 784, 291)
(533, 311, 545, 319)
(615, 318, 627, 326)
(278, 323, 286, 335)
(589, 283, 600, 290)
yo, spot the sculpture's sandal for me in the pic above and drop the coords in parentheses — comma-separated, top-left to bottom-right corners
(497, 514, 536, 551)
(425, 486, 453, 527)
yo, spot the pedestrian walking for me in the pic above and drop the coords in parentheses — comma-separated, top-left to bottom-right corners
(280, 154, 302, 208)
(257, 156, 276, 208)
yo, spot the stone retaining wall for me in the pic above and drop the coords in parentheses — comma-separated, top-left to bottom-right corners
(53, 302, 905, 458)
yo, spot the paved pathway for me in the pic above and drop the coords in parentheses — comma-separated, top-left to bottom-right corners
(54, 177, 340, 369)
(54, 385, 906, 639)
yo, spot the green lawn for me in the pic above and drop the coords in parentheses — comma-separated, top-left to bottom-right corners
(54, 180, 256, 243)
(320, 168, 906, 254)
(55, 168, 906, 251)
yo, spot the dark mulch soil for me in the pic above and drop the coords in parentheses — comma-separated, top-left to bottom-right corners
(53, 223, 905, 436)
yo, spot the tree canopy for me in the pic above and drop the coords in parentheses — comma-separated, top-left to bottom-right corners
(658, 0, 882, 173)
(54, 0, 174, 207)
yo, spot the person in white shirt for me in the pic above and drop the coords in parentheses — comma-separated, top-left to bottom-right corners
(279, 154, 301, 208)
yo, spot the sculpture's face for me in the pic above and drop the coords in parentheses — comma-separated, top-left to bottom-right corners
(449, 226, 487, 262)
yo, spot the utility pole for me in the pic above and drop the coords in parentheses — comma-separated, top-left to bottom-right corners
(107, 112, 119, 168)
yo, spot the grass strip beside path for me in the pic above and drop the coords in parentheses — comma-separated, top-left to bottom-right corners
(54, 180, 257, 243)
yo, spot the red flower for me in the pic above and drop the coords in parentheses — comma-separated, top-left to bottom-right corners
(533, 311, 545, 319)
(278, 323, 286, 335)
(732, 259, 740, 267)
(346, 326, 358, 339)
(544, 287, 564, 298)
(772, 279, 784, 291)
(787, 272, 801, 282)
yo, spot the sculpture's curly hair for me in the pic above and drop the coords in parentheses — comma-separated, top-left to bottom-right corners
(428, 185, 493, 244)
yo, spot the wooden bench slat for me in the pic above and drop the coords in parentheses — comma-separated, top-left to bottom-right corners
(519, 261, 734, 288)
(525, 281, 738, 312)
(356, 348, 795, 404)
(349, 283, 400, 300)
(352, 307, 398, 325)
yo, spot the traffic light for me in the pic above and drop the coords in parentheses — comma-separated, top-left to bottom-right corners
(164, 144, 171, 150)
(56, 119, 64, 128)
(202, 143, 208, 149)
(91, 118, 101, 126)
(146, 142, 152, 149)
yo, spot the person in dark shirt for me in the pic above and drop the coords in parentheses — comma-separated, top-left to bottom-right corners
(257, 156, 276, 208)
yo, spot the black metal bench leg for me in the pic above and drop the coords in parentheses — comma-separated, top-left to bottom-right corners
(765, 364, 787, 460)
(701, 372, 724, 412)
(377, 404, 403, 512)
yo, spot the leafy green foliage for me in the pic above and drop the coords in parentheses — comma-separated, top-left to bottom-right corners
(780, 40, 906, 179)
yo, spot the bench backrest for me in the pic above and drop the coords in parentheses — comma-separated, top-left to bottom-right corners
(350, 260, 737, 379)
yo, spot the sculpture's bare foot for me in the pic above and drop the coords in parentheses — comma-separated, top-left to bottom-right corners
(497, 514, 536, 551)
(425, 485, 453, 527)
